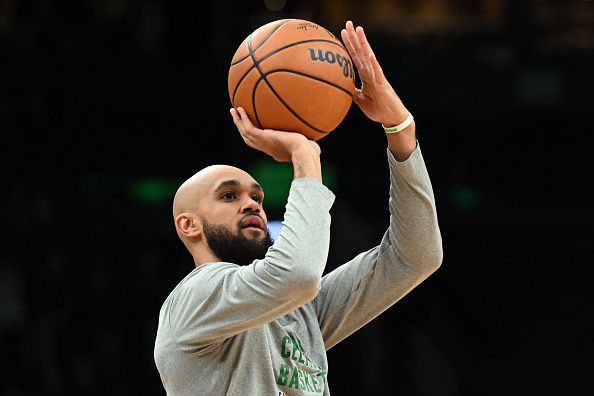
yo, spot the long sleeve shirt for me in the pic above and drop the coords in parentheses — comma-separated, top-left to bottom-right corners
(154, 143, 443, 395)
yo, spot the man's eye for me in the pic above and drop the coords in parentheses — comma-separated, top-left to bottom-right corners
(221, 192, 236, 201)
(252, 195, 262, 203)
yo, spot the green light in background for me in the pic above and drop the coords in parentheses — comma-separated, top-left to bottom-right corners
(449, 185, 481, 212)
(250, 161, 292, 209)
(250, 160, 337, 209)
(79, 175, 183, 204)
(128, 178, 182, 204)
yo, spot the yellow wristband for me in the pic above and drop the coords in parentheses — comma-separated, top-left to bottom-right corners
(382, 113, 414, 134)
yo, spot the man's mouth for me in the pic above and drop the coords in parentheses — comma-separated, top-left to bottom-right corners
(240, 215, 265, 231)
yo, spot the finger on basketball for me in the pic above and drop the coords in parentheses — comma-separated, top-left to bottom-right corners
(230, 108, 246, 136)
(236, 107, 253, 125)
(356, 26, 371, 56)
(341, 29, 362, 69)
(344, 23, 359, 51)
(368, 52, 385, 82)
(230, 108, 240, 124)
(347, 23, 366, 64)
(231, 108, 255, 143)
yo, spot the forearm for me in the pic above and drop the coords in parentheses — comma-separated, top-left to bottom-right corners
(386, 122, 417, 161)
(314, 146, 440, 348)
(290, 143, 322, 181)
(262, 178, 334, 298)
(387, 144, 443, 271)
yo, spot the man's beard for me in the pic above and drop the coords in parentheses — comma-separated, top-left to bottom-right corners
(201, 218, 274, 266)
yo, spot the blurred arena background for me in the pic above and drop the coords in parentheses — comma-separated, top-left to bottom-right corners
(1, 0, 593, 395)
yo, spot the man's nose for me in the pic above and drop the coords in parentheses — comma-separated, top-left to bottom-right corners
(240, 197, 260, 213)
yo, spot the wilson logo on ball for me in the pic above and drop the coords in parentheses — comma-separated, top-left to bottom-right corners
(308, 48, 355, 81)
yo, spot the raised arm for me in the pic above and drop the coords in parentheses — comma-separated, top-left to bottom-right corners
(164, 107, 335, 353)
(313, 21, 443, 349)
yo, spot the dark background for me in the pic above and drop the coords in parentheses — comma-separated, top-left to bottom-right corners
(2, 0, 593, 395)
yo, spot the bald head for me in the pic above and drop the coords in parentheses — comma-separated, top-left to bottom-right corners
(172, 164, 259, 218)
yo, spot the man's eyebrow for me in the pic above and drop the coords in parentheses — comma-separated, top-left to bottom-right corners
(214, 180, 240, 192)
(213, 180, 263, 193)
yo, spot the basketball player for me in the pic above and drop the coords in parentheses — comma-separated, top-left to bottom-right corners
(154, 20, 443, 395)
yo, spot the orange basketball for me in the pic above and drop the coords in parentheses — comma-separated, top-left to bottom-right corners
(228, 19, 355, 141)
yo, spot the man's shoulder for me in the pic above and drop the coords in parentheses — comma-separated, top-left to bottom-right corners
(161, 262, 239, 305)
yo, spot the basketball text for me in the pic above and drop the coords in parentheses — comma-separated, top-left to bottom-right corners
(307, 48, 355, 81)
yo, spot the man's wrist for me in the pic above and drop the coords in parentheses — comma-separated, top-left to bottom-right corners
(379, 106, 412, 129)
(386, 122, 417, 161)
(291, 145, 322, 181)
(382, 113, 414, 133)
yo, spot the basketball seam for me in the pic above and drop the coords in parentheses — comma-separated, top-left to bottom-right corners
(253, 74, 330, 135)
(231, 19, 294, 113)
(266, 69, 354, 97)
(249, 40, 330, 135)
(230, 38, 352, 107)
(257, 39, 348, 64)
(231, 36, 350, 66)
(230, 19, 294, 66)
(252, 77, 264, 129)
(229, 20, 348, 66)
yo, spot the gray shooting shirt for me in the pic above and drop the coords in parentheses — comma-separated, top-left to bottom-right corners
(154, 143, 443, 395)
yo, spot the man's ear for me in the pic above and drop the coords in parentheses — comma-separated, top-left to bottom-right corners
(175, 213, 202, 240)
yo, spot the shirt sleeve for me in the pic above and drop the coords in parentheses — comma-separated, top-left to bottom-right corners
(165, 178, 335, 354)
(313, 142, 443, 350)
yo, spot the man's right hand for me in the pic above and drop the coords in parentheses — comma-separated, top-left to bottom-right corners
(230, 107, 322, 181)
